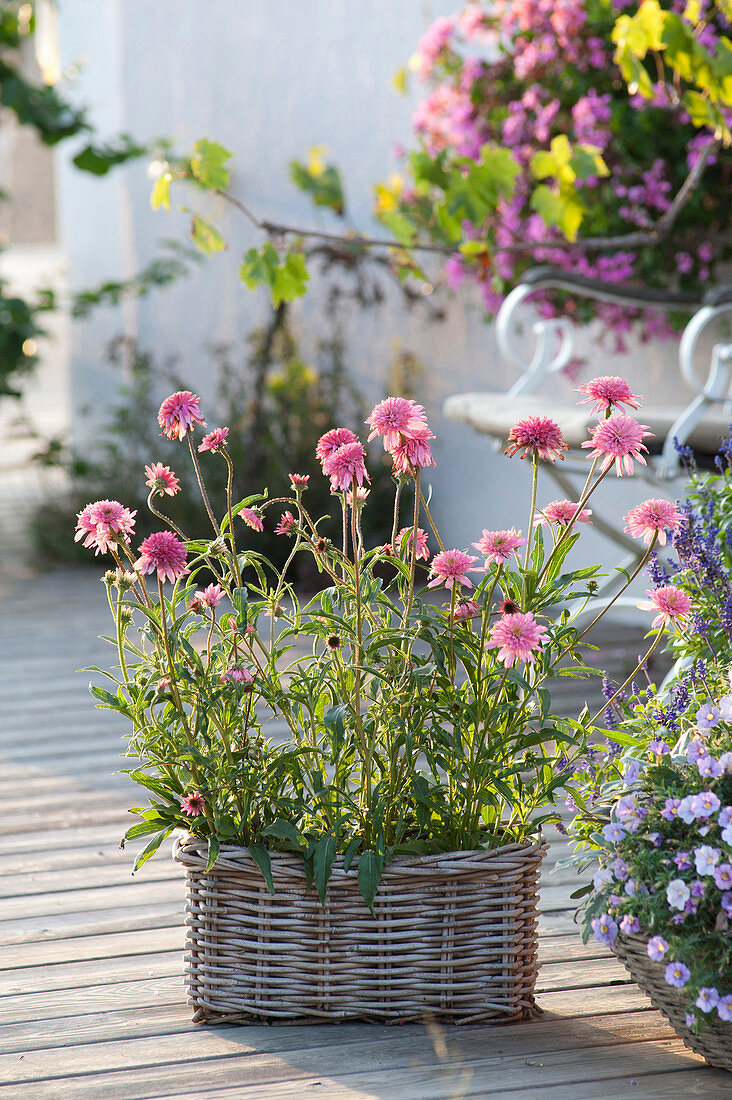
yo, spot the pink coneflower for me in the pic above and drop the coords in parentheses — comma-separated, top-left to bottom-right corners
(390, 426, 436, 475)
(576, 376, 642, 414)
(536, 500, 592, 527)
(345, 487, 370, 508)
(196, 583, 225, 609)
(637, 585, 692, 628)
(135, 531, 189, 583)
(427, 548, 482, 590)
(182, 791, 205, 817)
(582, 414, 652, 476)
(157, 390, 206, 441)
(198, 427, 230, 453)
(472, 528, 527, 564)
(454, 599, 480, 621)
(275, 511, 296, 535)
(289, 473, 310, 490)
(366, 396, 428, 450)
(74, 499, 137, 555)
(623, 499, 686, 546)
(220, 666, 255, 684)
(144, 463, 180, 497)
(505, 416, 567, 462)
(486, 611, 549, 667)
(316, 428, 359, 468)
(398, 526, 430, 561)
(326, 441, 370, 492)
(238, 507, 264, 532)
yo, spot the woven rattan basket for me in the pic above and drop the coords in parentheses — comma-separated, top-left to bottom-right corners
(174, 835, 547, 1024)
(613, 932, 732, 1071)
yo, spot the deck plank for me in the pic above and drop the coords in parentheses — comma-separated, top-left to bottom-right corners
(0, 567, 725, 1098)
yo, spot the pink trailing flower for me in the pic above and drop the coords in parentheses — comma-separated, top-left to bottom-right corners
(623, 499, 686, 545)
(239, 507, 264, 532)
(220, 667, 255, 684)
(397, 526, 430, 561)
(486, 612, 549, 667)
(196, 583, 225, 609)
(472, 528, 528, 564)
(427, 548, 482, 590)
(316, 428, 359, 468)
(576, 376, 643, 414)
(390, 426, 436, 475)
(582, 414, 652, 476)
(536, 500, 592, 527)
(74, 499, 137, 555)
(289, 473, 310, 490)
(144, 463, 180, 497)
(275, 511, 296, 535)
(454, 599, 480, 621)
(182, 791, 205, 817)
(637, 585, 692, 628)
(135, 531, 189, 583)
(326, 441, 370, 492)
(505, 416, 567, 462)
(157, 391, 206, 441)
(366, 397, 428, 450)
(198, 427, 230, 453)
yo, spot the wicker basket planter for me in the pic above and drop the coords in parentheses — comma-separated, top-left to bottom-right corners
(612, 932, 732, 1071)
(174, 835, 547, 1025)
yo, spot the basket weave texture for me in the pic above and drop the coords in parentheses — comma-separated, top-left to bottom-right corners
(613, 932, 732, 1071)
(174, 836, 547, 1024)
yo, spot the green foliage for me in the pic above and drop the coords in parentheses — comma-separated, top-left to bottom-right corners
(240, 243, 309, 304)
(289, 147, 345, 215)
(190, 138, 233, 191)
(72, 135, 149, 175)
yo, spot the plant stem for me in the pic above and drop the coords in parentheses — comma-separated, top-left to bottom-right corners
(522, 454, 539, 604)
(187, 435, 221, 537)
(404, 469, 421, 625)
(419, 485, 444, 552)
(390, 480, 404, 552)
(587, 632, 663, 727)
(222, 448, 242, 588)
(146, 490, 188, 542)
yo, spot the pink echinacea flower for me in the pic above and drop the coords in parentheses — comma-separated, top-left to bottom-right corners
(427, 548, 482, 590)
(486, 611, 549, 667)
(504, 416, 567, 462)
(157, 391, 206, 441)
(198, 427, 230, 453)
(144, 463, 180, 497)
(135, 531, 189, 583)
(316, 428, 359, 469)
(623, 499, 685, 545)
(182, 791, 205, 817)
(325, 441, 370, 492)
(75, 499, 137, 555)
(366, 397, 428, 450)
(536, 500, 592, 527)
(397, 526, 430, 561)
(238, 507, 264, 532)
(390, 427, 436, 475)
(576, 376, 642, 414)
(637, 585, 692, 628)
(289, 473, 310, 490)
(471, 528, 528, 564)
(275, 511, 296, 535)
(582, 414, 652, 476)
(196, 583, 225, 609)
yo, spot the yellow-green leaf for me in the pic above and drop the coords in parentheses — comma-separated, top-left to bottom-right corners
(150, 172, 171, 211)
(190, 138, 233, 191)
(189, 214, 227, 254)
(530, 184, 585, 242)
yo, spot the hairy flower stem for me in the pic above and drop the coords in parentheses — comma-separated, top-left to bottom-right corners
(418, 485, 444, 552)
(572, 535, 658, 646)
(349, 475, 369, 829)
(146, 491, 188, 543)
(187, 435, 221, 538)
(588, 632, 663, 727)
(390, 480, 404, 552)
(522, 455, 539, 605)
(538, 459, 610, 584)
(222, 449, 242, 588)
(404, 469, 421, 625)
(111, 546, 151, 609)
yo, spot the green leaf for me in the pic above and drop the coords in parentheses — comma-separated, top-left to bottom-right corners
(151, 172, 171, 211)
(289, 153, 345, 215)
(72, 135, 147, 176)
(188, 213, 227, 255)
(239, 244, 309, 305)
(530, 184, 584, 242)
(271, 251, 309, 306)
(89, 683, 119, 707)
(313, 835, 337, 904)
(342, 836, 361, 872)
(324, 703, 349, 754)
(378, 209, 416, 246)
(190, 138, 233, 191)
(133, 827, 173, 871)
(205, 835, 221, 871)
(261, 819, 303, 848)
(357, 849, 383, 915)
(248, 843, 275, 894)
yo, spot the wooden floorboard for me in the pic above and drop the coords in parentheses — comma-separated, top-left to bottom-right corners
(0, 566, 726, 1098)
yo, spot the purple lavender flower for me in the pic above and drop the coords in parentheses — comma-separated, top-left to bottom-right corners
(677, 796, 697, 824)
(665, 961, 691, 988)
(689, 880, 707, 899)
(591, 913, 618, 946)
(722, 891, 732, 916)
(646, 935, 669, 961)
(671, 912, 686, 925)
(696, 987, 719, 1013)
(686, 1011, 697, 1028)
(718, 695, 732, 721)
(611, 857, 629, 881)
(593, 866, 614, 891)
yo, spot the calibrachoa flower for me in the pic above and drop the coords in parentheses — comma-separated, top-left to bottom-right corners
(591, 913, 618, 946)
(637, 585, 692, 628)
(602, 822, 627, 842)
(471, 528, 528, 564)
(536, 500, 592, 527)
(623, 499, 686, 546)
(504, 416, 567, 462)
(157, 390, 205, 441)
(198, 427, 230, 453)
(398, 526, 430, 561)
(582, 414, 652, 476)
(135, 531, 189, 583)
(427, 548, 482, 590)
(144, 463, 180, 497)
(666, 879, 691, 911)
(239, 507, 264, 532)
(696, 703, 721, 732)
(694, 845, 720, 875)
(665, 961, 691, 988)
(576, 376, 642, 414)
(365, 397, 428, 450)
(647, 935, 669, 961)
(181, 791, 205, 817)
(696, 987, 719, 1013)
(619, 914, 640, 934)
(75, 499, 137, 555)
(486, 611, 549, 668)
(713, 864, 732, 889)
(326, 441, 370, 492)
(275, 511, 296, 536)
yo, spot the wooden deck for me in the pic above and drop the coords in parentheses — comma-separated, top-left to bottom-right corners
(1, 566, 730, 1098)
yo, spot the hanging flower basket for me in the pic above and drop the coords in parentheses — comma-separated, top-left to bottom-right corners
(613, 933, 732, 1072)
(174, 836, 547, 1025)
